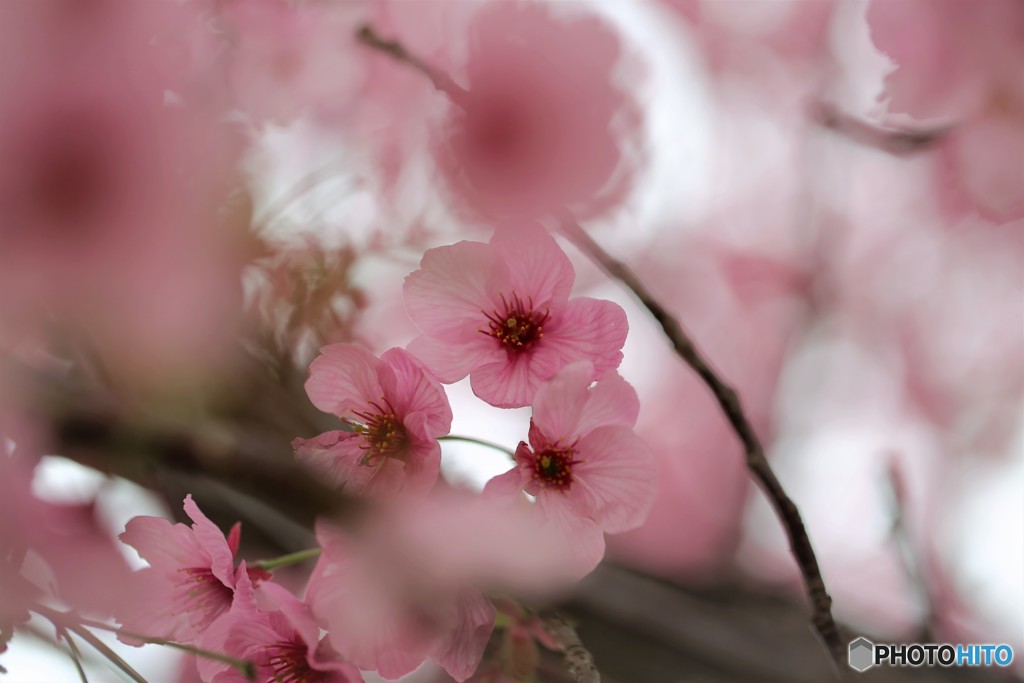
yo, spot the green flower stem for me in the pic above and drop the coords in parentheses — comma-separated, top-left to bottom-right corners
(251, 547, 323, 571)
(439, 435, 516, 459)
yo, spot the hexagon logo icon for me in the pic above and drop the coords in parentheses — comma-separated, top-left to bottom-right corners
(849, 637, 875, 672)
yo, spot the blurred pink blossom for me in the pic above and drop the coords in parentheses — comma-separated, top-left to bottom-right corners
(436, 1, 641, 220)
(198, 570, 362, 683)
(294, 344, 453, 498)
(868, 0, 1024, 221)
(307, 524, 495, 682)
(486, 362, 656, 572)
(0, 0, 245, 382)
(404, 224, 627, 408)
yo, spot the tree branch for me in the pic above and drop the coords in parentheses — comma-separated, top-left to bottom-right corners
(557, 215, 843, 670)
(542, 614, 601, 683)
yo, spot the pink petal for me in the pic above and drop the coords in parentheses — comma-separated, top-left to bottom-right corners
(378, 347, 453, 438)
(572, 426, 656, 534)
(541, 297, 627, 379)
(119, 515, 205, 570)
(293, 431, 407, 497)
(470, 348, 562, 409)
(482, 461, 531, 502)
(433, 590, 496, 682)
(406, 334, 502, 384)
(530, 361, 595, 440)
(575, 372, 640, 435)
(305, 344, 384, 418)
(536, 494, 606, 576)
(490, 223, 574, 307)
(403, 240, 511, 342)
(183, 495, 236, 589)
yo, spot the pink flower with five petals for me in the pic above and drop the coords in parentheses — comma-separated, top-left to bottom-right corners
(117, 496, 270, 645)
(293, 344, 453, 498)
(485, 362, 657, 572)
(404, 224, 627, 408)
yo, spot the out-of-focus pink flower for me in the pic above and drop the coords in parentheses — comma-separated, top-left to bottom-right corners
(437, 1, 641, 220)
(307, 524, 495, 682)
(294, 344, 453, 498)
(117, 496, 269, 644)
(867, 0, 1024, 221)
(0, 452, 135, 625)
(0, 0, 245, 382)
(404, 224, 627, 408)
(198, 571, 362, 683)
(485, 363, 656, 571)
(214, 0, 369, 126)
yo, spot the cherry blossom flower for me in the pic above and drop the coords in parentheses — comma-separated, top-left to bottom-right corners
(306, 524, 495, 682)
(436, 0, 642, 220)
(867, 0, 1024, 221)
(485, 363, 657, 571)
(404, 223, 627, 408)
(293, 344, 453, 498)
(0, 0, 246, 383)
(198, 571, 362, 683)
(117, 496, 269, 645)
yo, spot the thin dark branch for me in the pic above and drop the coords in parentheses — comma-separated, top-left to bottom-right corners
(356, 25, 469, 104)
(813, 102, 947, 155)
(557, 215, 844, 671)
(542, 615, 601, 683)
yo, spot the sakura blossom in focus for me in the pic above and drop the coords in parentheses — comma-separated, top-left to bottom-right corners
(294, 344, 453, 498)
(485, 362, 657, 572)
(198, 570, 362, 683)
(436, 0, 642, 220)
(867, 0, 1024, 221)
(117, 496, 269, 645)
(306, 524, 495, 682)
(404, 224, 627, 408)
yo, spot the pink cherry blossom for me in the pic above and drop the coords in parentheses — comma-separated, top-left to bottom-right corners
(404, 223, 628, 408)
(484, 363, 657, 572)
(306, 524, 495, 682)
(293, 344, 453, 498)
(198, 570, 362, 683)
(436, 0, 642, 220)
(867, 0, 1024, 221)
(117, 496, 269, 644)
(0, 0, 245, 383)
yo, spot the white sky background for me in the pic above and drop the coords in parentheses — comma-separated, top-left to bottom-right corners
(12, 0, 1023, 679)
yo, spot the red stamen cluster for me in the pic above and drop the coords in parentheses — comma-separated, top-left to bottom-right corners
(265, 639, 329, 683)
(531, 444, 580, 491)
(350, 398, 409, 465)
(481, 292, 549, 352)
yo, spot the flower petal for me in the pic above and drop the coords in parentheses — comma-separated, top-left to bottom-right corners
(305, 344, 384, 418)
(541, 297, 627, 379)
(403, 240, 511, 342)
(572, 426, 656, 534)
(183, 495, 235, 590)
(530, 361, 594, 441)
(433, 590, 496, 682)
(576, 372, 640, 435)
(407, 334, 502, 384)
(379, 347, 453, 438)
(490, 222, 574, 307)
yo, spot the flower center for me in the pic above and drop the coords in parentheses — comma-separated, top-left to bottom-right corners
(350, 399, 409, 465)
(532, 446, 579, 491)
(481, 292, 549, 352)
(174, 567, 233, 629)
(264, 639, 329, 683)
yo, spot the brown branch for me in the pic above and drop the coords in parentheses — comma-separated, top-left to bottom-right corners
(813, 102, 947, 155)
(356, 25, 469, 105)
(557, 215, 844, 671)
(542, 615, 601, 683)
